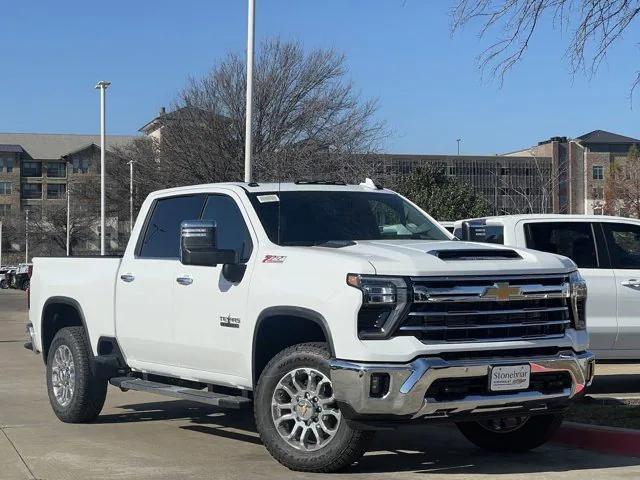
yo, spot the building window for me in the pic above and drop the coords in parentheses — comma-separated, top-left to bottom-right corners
(47, 183, 66, 199)
(46, 162, 66, 178)
(592, 165, 604, 180)
(21, 183, 42, 199)
(0, 204, 10, 216)
(592, 187, 604, 200)
(22, 161, 42, 177)
(0, 156, 14, 173)
(446, 165, 456, 176)
(71, 155, 90, 174)
(500, 166, 510, 176)
(0, 182, 12, 195)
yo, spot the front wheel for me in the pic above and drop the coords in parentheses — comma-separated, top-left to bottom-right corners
(46, 326, 107, 423)
(254, 343, 374, 472)
(456, 414, 563, 453)
(21, 279, 30, 291)
(0, 279, 7, 289)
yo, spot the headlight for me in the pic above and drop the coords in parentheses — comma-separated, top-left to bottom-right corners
(347, 274, 409, 339)
(569, 270, 587, 330)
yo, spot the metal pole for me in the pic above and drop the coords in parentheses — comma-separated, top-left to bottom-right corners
(0, 222, 3, 267)
(244, 0, 255, 183)
(25, 210, 28, 263)
(66, 185, 70, 256)
(457, 139, 461, 156)
(95, 81, 110, 255)
(129, 160, 134, 233)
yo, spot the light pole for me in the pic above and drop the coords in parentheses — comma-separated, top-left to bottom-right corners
(0, 221, 3, 267)
(66, 184, 70, 256)
(244, 0, 255, 183)
(95, 80, 110, 256)
(129, 160, 134, 233)
(456, 138, 462, 156)
(25, 210, 29, 263)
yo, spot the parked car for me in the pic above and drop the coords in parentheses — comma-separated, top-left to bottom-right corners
(438, 220, 455, 233)
(0, 267, 10, 289)
(27, 181, 594, 472)
(5, 267, 16, 289)
(454, 214, 640, 359)
(14, 263, 32, 290)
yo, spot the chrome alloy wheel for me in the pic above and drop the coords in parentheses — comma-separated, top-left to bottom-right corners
(51, 345, 76, 407)
(271, 368, 342, 451)
(479, 416, 529, 433)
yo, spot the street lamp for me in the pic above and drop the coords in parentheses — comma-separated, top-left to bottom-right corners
(25, 209, 29, 263)
(456, 138, 462, 156)
(244, 0, 255, 183)
(128, 160, 134, 233)
(66, 184, 70, 256)
(95, 80, 110, 256)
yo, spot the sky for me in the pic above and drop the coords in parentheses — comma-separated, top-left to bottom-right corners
(1, 0, 639, 155)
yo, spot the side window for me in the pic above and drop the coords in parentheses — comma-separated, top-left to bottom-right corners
(465, 224, 504, 244)
(201, 195, 253, 263)
(138, 194, 206, 258)
(525, 222, 598, 268)
(602, 223, 640, 269)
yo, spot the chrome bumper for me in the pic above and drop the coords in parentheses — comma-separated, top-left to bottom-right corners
(330, 350, 595, 419)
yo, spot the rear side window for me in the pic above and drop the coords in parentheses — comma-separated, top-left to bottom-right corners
(138, 194, 206, 258)
(602, 223, 640, 269)
(461, 223, 504, 244)
(525, 222, 598, 268)
(201, 195, 253, 263)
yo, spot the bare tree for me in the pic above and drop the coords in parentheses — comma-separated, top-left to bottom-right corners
(604, 144, 640, 217)
(116, 39, 386, 194)
(451, 0, 640, 93)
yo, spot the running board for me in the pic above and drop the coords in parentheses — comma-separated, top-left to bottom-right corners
(109, 377, 251, 409)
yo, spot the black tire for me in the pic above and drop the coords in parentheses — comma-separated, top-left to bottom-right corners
(46, 326, 107, 423)
(0, 279, 7, 289)
(21, 279, 29, 291)
(456, 413, 563, 453)
(254, 342, 374, 472)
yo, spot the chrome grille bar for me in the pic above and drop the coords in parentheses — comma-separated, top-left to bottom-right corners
(413, 283, 570, 303)
(400, 319, 570, 332)
(408, 306, 569, 317)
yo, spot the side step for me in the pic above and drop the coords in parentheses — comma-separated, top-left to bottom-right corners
(109, 377, 251, 409)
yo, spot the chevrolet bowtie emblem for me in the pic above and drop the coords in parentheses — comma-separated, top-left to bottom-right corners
(482, 282, 521, 301)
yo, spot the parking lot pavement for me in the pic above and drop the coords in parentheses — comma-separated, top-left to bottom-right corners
(2, 289, 640, 480)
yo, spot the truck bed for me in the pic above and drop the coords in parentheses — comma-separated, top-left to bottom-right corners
(30, 256, 123, 356)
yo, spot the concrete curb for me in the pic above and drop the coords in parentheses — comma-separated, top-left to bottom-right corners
(553, 421, 640, 457)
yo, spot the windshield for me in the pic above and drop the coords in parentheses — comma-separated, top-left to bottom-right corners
(248, 190, 449, 246)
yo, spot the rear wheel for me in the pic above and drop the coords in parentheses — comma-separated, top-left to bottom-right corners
(0, 279, 7, 289)
(456, 414, 563, 452)
(46, 326, 107, 423)
(254, 343, 374, 472)
(21, 279, 29, 291)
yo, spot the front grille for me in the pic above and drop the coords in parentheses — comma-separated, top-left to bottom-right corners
(426, 372, 572, 402)
(399, 275, 571, 343)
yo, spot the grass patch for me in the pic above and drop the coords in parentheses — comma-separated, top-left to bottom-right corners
(566, 401, 640, 430)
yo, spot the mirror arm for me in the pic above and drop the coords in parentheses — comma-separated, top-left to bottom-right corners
(222, 263, 247, 283)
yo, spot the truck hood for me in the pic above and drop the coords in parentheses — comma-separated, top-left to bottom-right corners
(320, 240, 576, 276)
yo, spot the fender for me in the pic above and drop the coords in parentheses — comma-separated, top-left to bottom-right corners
(40, 296, 91, 362)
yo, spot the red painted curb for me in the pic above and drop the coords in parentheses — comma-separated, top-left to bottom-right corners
(553, 421, 640, 457)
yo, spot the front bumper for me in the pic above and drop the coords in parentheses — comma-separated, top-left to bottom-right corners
(330, 350, 595, 422)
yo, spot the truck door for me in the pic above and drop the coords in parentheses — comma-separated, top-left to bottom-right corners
(523, 221, 618, 351)
(601, 221, 640, 354)
(171, 192, 256, 383)
(115, 194, 207, 370)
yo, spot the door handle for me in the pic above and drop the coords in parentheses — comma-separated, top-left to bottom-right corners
(120, 273, 135, 283)
(176, 276, 193, 286)
(622, 279, 640, 290)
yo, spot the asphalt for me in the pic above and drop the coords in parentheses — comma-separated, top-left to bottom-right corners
(2, 288, 640, 479)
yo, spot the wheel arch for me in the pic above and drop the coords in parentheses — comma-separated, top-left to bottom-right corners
(252, 306, 335, 386)
(40, 296, 90, 364)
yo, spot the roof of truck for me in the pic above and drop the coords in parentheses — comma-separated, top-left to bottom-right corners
(152, 180, 395, 196)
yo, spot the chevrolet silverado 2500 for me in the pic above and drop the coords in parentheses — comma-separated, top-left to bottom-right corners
(27, 181, 595, 472)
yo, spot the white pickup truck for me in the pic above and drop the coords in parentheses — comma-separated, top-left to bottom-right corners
(453, 214, 640, 360)
(27, 181, 594, 472)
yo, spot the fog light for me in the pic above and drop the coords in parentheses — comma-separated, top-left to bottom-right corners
(369, 373, 390, 398)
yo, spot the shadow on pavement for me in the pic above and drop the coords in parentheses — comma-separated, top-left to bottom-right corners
(98, 399, 640, 475)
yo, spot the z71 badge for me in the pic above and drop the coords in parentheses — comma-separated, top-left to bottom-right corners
(220, 315, 241, 328)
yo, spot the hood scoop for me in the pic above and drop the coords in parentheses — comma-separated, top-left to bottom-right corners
(428, 248, 521, 261)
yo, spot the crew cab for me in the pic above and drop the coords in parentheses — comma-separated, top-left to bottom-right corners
(454, 214, 640, 359)
(27, 182, 594, 472)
